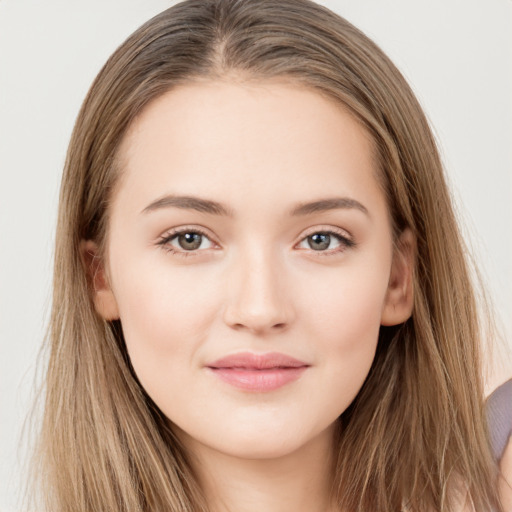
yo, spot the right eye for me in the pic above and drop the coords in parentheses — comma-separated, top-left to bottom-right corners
(157, 228, 217, 255)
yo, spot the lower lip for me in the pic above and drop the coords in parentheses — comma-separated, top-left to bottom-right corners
(208, 367, 308, 392)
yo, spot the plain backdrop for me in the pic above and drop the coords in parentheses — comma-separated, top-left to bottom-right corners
(0, 1, 511, 510)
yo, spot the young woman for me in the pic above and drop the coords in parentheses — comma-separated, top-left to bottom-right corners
(30, 0, 507, 510)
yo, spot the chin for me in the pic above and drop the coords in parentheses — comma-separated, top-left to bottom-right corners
(174, 419, 336, 462)
(211, 438, 309, 461)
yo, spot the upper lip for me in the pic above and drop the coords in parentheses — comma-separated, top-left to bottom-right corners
(207, 352, 309, 370)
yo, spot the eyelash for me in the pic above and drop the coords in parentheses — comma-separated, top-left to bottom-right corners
(156, 226, 355, 258)
(157, 227, 215, 258)
(297, 228, 356, 256)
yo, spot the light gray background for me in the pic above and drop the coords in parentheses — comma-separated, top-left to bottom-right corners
(1, 1, 511, 510)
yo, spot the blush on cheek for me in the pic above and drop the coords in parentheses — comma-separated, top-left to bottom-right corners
(310, 289, 385, 339)
(116, 273, 213, 384)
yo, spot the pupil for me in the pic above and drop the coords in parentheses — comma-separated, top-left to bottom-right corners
(309, 233, 330, 250)
(178, 233, 202, 250)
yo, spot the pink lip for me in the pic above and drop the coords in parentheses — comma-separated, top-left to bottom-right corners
(206, 352, 310, 392)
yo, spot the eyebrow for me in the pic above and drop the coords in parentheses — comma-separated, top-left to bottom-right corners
(141, 194, 368, 217)
(290, 197, 369, 217)
(142, 195, 233, 216)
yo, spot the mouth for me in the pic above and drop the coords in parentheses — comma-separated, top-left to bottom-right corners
(206, 352, 310, 392)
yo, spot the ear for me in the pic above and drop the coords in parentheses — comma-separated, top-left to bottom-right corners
(381, 228, 416, 326)
(80, 240, 120, 321)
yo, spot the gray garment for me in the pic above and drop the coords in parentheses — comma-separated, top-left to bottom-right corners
(486, 379, 512, 461)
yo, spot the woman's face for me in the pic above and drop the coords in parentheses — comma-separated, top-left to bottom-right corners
(91, 80, 413, 460)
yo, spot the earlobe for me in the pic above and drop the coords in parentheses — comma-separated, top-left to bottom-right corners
(381, 228, 416, 326)
(80, 240, 120, 321)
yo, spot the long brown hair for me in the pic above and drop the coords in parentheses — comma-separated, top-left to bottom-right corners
(31, 0, 500, 510)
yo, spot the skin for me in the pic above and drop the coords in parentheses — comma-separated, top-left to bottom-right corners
(86, 80, 414, 512)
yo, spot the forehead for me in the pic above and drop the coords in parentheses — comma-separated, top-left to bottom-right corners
(113, 79, 384, 218)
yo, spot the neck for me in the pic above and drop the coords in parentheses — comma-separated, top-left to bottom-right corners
(178, 425, 338, 512)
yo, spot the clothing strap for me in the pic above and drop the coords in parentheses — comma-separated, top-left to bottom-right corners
(486, 379, 512, 461)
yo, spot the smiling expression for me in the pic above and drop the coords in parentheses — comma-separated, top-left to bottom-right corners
(89, 80, 413, 460)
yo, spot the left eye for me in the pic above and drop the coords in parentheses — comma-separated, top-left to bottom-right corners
(297, 232, 351, 251)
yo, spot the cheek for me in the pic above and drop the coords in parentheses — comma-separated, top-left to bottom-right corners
(110, 257, 220, 394)
(301, 259, 389, 347)
(297, 260, 390, 406)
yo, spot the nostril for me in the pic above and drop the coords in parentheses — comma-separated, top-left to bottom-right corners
(229, 321, 288, 334)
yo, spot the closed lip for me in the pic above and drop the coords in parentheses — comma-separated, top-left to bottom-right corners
(206, 352, 310, 370)
(206, 352, 310, 392)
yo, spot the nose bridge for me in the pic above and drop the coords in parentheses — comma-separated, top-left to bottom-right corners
(223, 240, 293, 334)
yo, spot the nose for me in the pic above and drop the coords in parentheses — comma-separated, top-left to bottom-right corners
(222, 247, 295, 335)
